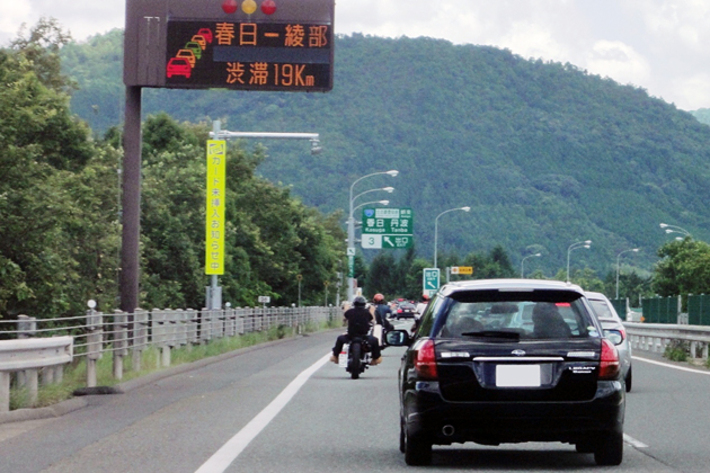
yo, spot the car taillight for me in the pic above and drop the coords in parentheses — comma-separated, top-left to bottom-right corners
(618, 327, 626, 341)
(599, 338, 620, 380)
(415, 339, 437, 380)
(398, 309, 403, 313)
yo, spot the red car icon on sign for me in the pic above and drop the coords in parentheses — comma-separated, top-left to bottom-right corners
(197, 28, 213, 44)
(166, 57, 192, 78)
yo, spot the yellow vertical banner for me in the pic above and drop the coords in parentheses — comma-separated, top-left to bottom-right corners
(205, 140, 226, 275)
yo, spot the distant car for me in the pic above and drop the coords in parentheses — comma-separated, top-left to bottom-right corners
(183, 41, 202, 59)
(386, 279, 625, 466)
(394, 302, 417, 319)
(176, 49, 196, 68)
(586, 291, 633, 392)
(166, 57, 192, 78)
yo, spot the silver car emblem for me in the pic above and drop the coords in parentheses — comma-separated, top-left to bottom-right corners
(512, 349, 526, 356)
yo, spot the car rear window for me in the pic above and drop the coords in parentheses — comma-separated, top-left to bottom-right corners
(434, 290, 598, 340)
(588, 299, 617, 320)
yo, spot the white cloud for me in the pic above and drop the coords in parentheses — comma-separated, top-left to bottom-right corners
(585, 40, 651, 88)
(494, 20, 571, 62)
(0, 1, 32, 41)
(638, 0, 710, 51)
(0, 0, 708, 110)
(0, 0, 124, 45)
(670, 73, 710, 110)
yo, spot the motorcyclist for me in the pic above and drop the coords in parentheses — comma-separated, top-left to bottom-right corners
(372, 293, 395, 332)
(330, 296, 383, 365)
(415, 293, 430, 318)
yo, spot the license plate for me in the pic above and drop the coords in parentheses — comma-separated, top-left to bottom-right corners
(338, 345, 348, 367)
(496, 364, 541, 387)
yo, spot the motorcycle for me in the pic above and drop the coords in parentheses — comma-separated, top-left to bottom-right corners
(338, 335, 372, 379)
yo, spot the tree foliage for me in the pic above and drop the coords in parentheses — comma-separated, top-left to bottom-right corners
(0, 21, 118, 318)
(652, 239, 710, 297)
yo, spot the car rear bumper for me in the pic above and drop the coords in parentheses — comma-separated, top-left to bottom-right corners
(404, 380, 625, 445)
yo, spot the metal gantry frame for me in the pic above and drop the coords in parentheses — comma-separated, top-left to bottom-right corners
(205, 120, 321, 310)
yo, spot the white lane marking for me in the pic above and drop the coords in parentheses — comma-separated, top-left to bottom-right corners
(624, 355, 710, 452)
(195, 353, 330, 473)
(633, 355, 710, 376)
(624, 434, 649, 448)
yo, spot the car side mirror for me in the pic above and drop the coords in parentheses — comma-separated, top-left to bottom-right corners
(604, 329, 624, 346)
(385, 329, 411, 347)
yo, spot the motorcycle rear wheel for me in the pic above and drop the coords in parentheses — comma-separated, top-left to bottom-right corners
(349, 342, 361, 379)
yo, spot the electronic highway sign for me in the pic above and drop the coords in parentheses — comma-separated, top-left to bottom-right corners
(124, 0, 334, 91)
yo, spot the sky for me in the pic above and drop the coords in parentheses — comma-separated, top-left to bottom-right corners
(1, 0, 709, 111)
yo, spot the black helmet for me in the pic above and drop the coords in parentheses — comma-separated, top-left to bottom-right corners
(353, 295, 367, 307)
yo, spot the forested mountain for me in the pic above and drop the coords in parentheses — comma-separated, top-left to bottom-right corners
(61, 30, 710, 277)
(692, 109, 710, 126)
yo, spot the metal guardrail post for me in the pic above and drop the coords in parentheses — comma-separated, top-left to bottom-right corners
(86, 311, 103, 388)
(199, 308, 210, 345)
(186, 309, 198, 345)
(175, 309, 187, 347)
(153, 309, 171, 368)
(132, 309, 148, 372)
(113, 310, 128, 380)
(16, 315, 36, 389)
(224, 308, 233, 337)
(237, 308, 245, 335)
(0, 371, 9, 413)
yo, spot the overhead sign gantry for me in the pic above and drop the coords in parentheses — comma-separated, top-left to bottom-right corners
(120, 0, 334, 313)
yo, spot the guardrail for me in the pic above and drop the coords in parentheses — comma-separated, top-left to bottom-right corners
(625, 322, 710, 360)
(0, 306, 338, 412)
(0, 337, 73, 413)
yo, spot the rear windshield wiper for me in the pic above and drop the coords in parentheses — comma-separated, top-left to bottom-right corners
(460, 330, 521, 340)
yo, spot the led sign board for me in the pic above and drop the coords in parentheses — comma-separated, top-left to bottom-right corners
(124, 0, 334, 91)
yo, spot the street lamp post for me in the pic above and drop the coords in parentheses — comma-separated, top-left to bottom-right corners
(616, 248, 639, 299)
(347, 170, 398, 303)
(566, 240, 592, 282)
(660, 223, 691, 238)
(520, 253, 542, 278)
(434, 206, 471, 268)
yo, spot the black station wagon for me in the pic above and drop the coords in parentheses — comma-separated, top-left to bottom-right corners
(386, 279, 625, 466)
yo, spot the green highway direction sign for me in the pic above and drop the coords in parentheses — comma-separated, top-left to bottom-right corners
(361, 207, 413, 249)
(422, 268, 440, 296)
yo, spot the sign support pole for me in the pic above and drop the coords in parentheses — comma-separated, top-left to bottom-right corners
(119, 85, 143, 314)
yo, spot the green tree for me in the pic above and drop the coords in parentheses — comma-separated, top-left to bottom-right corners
(10, 17, 76, 94)
(462, 245, 516, 279)
(367, 251, 396, 298)
(0, 23, 118, 319)
(652, 239, 710, 297)
(403, 258, 431, 300)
